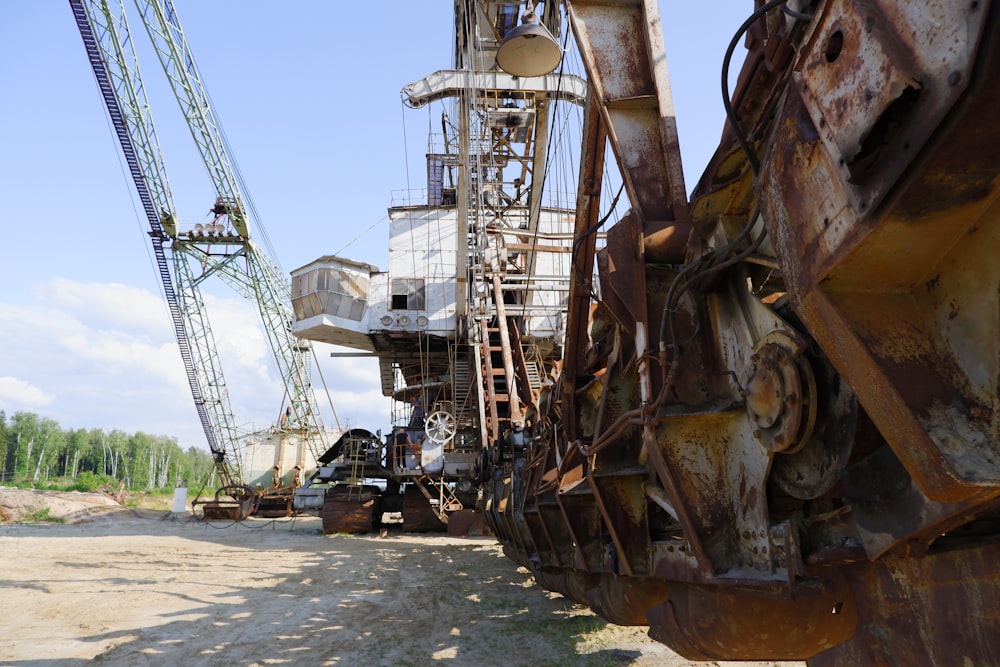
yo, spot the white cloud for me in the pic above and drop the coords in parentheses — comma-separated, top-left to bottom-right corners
(34, 277, 169, 337)
(327, 387, 391, 432)
(0, 376, 55, 410)
(201, 293, 272, 383)
(0, 276, 395, 448)
(0, 278, 305, 444)
(313, 345, 392, 431)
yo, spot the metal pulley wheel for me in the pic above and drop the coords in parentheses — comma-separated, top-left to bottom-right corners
(424, 410, 456, 444)
(743, 331, 817, 454)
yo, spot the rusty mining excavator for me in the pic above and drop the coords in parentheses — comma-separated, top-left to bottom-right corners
(481, 1, 1000, 664)
(290, 0, 1000, 663)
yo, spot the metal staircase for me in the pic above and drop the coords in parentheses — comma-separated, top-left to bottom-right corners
(450, 352, 476, 432)
(416, 474, 464, 522)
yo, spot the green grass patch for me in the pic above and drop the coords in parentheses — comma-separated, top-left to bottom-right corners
(20, 507, 65, 524)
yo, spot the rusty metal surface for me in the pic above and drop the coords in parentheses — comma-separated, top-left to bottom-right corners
(561, 93, 606, 444)
(760, 0, 1000, 503)
(321, 488, 378, 535)
(482, 0, 1000, 663)
(200, 502, 248, 522)
(532, 567, 599, 607)
(646, 578, 857, 661)
(402, 484, 447, 533)
(445, 508, 491, 537)
(809, 539, 1000, 667)
(567, 0, 689, 231)
(194, 484, 256, 521)
(585, 574, 669, 627)
(253, 492, 295, 518)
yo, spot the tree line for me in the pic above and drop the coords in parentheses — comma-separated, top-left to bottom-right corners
(0, 410, 218, 492)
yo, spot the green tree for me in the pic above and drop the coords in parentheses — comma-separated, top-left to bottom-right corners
(11, 413, 63, 483)
(63, 429, 92, 478)
(81, 428, 107, 476)
(179, 446, 217, 490)
(0, 411, 8, 481)
(8, 413, 37, 480)
(0, 409, 218, 491)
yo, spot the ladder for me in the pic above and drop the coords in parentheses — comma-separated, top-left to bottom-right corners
(477, 274, 531, 446)
(345, 434, 367, 502)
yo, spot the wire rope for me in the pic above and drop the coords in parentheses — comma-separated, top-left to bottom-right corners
(722, 0, 811, 177)
(512, 8, 581, 326)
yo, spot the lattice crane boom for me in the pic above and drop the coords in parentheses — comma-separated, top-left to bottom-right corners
(71, 0, 331, 486)
(131, 0, 249, 238)
(70, 0, 242, 486)
(132, 0, 330, 451)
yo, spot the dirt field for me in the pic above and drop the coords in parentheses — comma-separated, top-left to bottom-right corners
(0, 489, 804, 666)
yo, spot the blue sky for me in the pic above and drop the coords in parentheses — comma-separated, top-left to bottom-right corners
(0, 2, 746, 450)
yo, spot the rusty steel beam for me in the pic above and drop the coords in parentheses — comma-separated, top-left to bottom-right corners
(561, 88, 607, 444)
(567, 0, 690, 234)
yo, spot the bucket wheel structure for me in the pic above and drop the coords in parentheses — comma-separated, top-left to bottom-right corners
(475, 1, 1000, 664)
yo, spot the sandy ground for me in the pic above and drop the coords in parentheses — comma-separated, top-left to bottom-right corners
(0, 489, 804, 666)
